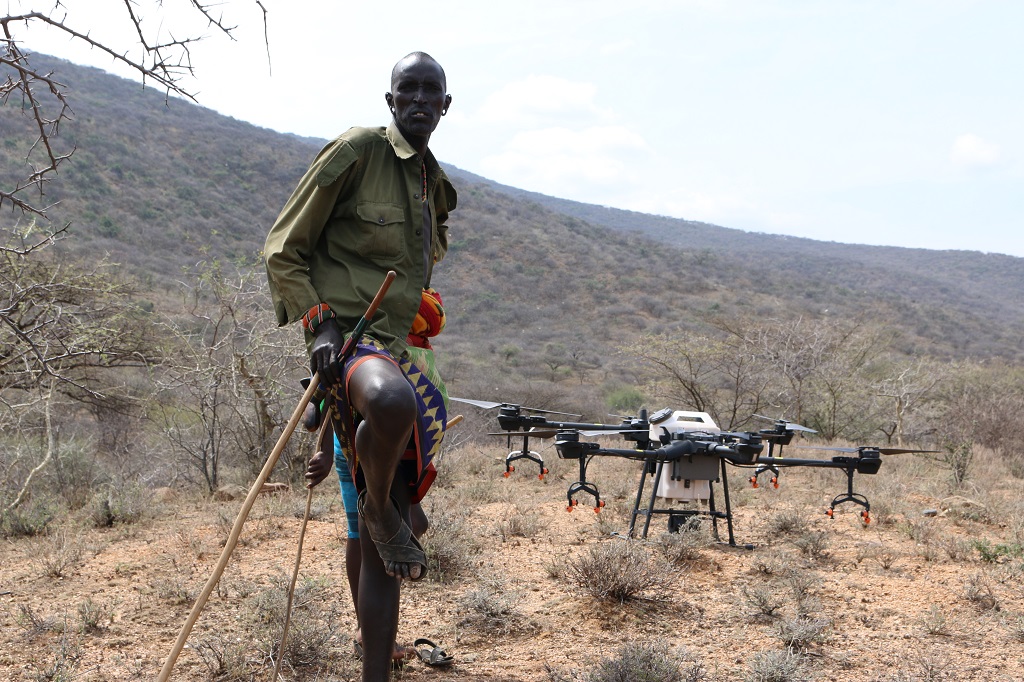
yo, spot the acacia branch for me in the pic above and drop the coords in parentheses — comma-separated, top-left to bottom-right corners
(1, 2, 270, 217)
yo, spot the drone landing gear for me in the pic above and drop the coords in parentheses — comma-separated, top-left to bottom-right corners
(565, 455, 604, 512)
(503, 434, 549, 480)
(826, 467, 871, 524)
(628, 458, 738, 546)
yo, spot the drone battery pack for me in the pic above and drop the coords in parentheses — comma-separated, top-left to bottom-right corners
(656, 455, 718, 500)
(657, 473, 712, 501)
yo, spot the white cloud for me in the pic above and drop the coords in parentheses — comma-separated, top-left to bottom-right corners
(476, 75, 609, 126)
(479, 125, 649, 197)
(600, 39, 635, 55)
(950, 133, 1001, 169)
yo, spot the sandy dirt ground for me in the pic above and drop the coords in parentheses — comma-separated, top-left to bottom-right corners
(3, 444, 1024, 681)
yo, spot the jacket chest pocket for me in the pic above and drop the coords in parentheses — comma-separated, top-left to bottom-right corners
(332, 202, 408, 263)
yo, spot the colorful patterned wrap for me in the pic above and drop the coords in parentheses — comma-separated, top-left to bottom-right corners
(329, 336, 448, 504)
(407, 288, 445, 349)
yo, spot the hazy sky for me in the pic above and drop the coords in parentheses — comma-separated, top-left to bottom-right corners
(20, 0, 1024, 256)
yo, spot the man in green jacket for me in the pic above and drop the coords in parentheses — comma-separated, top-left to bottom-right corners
(264, 51, 455, 681)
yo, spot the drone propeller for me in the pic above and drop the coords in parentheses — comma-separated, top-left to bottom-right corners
(488, 429, 560, 439)
(753, 414, 817, 433)
(578, 428, 650, 437)
(490, 427, 649, 439)
(796, 445, 940, 456)
(450, 397, 583, 418)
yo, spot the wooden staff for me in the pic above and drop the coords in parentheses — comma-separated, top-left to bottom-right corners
(158, 271, 396, 681)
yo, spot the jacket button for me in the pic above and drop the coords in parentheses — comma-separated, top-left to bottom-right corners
(414, 193, 420, 200)
(415, 229, 423, 236)
(378, 217, 385, 224)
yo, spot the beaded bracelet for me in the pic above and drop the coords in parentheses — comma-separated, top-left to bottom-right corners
(301, 303, 336, 333)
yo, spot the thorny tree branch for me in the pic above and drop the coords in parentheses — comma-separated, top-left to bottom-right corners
(1, 2, 270, 217)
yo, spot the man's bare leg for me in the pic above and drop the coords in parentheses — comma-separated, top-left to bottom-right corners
(345, 357, 419, 682)
(347, 357, 421, 579)
(356, 481, 415, 681)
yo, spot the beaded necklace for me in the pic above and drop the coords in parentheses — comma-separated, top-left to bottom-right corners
(421, 162, 427, 203)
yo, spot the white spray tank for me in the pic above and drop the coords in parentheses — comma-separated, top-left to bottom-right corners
(648, 410, 720, 502)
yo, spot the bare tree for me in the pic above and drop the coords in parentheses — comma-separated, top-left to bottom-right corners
(156, 258, 304, 492)
(717, 316, 890, 440)
(2, 1, 268, 217)
(876, 358, 945, 445)
(623, 332, 771, 430)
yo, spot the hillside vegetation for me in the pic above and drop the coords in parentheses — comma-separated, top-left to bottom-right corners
(3, 55, 1023, 368)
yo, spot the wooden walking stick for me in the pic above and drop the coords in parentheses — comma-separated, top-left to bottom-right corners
(158, 271, 396, 681)
(270, 417, 329, 681)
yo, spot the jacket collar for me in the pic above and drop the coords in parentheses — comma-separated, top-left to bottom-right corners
(386, 122, 441, 174)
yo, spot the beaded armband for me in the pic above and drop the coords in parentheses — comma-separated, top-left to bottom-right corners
(301, 303, 336, 333)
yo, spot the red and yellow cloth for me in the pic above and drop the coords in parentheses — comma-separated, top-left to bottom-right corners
(407, 287, 445, 349)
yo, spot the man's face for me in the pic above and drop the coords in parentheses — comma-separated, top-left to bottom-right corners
(389, 57, 450, 140)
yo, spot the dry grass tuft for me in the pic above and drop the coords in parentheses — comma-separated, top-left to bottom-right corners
(571, 641, 709, 682)
(564, 540, 673, 604)
(745, 647, 806, 682)
(39, 527, 86, 578)
(458, 575, 536, 634)
(421, 502, 479, 583)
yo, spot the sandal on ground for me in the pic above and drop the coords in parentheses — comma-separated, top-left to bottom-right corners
(356, 491, 428, 581)
(414, 638, 454, 667)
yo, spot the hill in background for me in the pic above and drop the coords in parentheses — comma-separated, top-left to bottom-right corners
(3, 54, 1023, 375)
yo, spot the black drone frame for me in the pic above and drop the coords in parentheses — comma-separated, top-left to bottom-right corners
(461, 400, 899, 546)
(555, 429, 890, 545)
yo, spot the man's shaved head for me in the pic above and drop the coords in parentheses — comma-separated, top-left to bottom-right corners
(391, 52, 446, 92)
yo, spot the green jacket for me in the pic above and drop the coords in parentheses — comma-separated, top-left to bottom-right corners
(264, 123, 457, 357)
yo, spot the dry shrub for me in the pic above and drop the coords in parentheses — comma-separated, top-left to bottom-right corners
(963, 573, 1000, 611)
(243, 575, 344, 673)
(88, 481, 150, 528)
(564, 540, 672, 603)
(920, 604, 949, 636)
(942, 536, 973, 562)
(658, 521, 715, 565)
(433, 442, 491, 488)
(745, 648, 806, 682)
(784, 572, 821, 617)
(775, 616, 830, 649)
(76, 597, 113, 634)
(584, 641, 707, 682)
(743, 583, 785, 621)
(458, 575, 535, 635)
(422, 503, 479, 583)
(17, 603, 62, 635)
(751, 549, 793, 578)
(791, 531, 830, 561)
(497, 506, 542, 540)
(765, 510, 809, 538)
(39, 527, 86, 578)
(1009, 615, 1024, 643)
(2, 495, 62, 538)
(194, 634, 252, 682)
(36, 629, 83, 682)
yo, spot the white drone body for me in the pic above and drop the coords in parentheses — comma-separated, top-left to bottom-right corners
(648, 410, 721, 502)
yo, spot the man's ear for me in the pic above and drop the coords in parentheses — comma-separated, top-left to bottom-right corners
(442, 94, 452, 115)
(385, 92, 395, 111)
